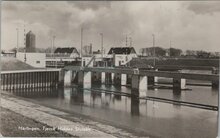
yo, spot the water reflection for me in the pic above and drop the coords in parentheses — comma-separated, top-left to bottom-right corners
(6, 83, 218, 138)
(10, 87, 59, 98)
(130, 97, 140, 116)
(70, 88, 84, 104)
(172, 91, 182, 109)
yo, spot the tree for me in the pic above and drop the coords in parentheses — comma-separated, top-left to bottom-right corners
(170, 48, 182, 57)
(155, 47, 166, 57)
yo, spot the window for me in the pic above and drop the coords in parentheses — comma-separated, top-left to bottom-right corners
(36, 61, 40, 64)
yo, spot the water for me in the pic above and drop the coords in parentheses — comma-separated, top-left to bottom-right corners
(10, 82, 218, 138)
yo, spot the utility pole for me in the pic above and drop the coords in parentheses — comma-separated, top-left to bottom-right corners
(125, 35, 128, 47)
(50, 36, 53, 56)
(52, 35, 56, 58)
(152, 34, 155, 67)
(129, 37, 132, 47)
(81, 27, 83, 58)
(24, 24, 26, 62)
(100, 33, 103, 58)
(218, 57, 220, 138)
(170, 40, 172, 57)
(16, 28, 19, 52)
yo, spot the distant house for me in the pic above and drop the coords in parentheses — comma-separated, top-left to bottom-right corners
(108, 47, 137, 66)
(108, 47, 136, 55)
(46, 47, 80, 68)
(140, 47, 166, 57)
(54, 47, 79, 58)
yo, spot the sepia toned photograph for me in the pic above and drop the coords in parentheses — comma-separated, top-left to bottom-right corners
(0, 1, 220, 137)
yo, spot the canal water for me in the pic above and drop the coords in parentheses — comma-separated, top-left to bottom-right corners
(9, 80, 218, 138)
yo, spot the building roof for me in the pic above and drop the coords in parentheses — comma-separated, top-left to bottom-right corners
(54, 47, 79, 54)
(108, 47, 136, 54)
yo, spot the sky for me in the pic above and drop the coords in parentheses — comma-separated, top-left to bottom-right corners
(1, 1, 220, 53)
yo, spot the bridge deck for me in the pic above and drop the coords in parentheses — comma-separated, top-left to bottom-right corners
(64, 66, 219, 81)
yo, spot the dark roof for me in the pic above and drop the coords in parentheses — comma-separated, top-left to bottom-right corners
(108, 47, 136, 54)
(54, 47, 78, 54)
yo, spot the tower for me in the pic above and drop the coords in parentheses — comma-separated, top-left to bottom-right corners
(26, 31, 36, 52)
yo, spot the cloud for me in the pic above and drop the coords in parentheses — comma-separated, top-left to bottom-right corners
(67, 1, 111, 11)
(1, 1, 220, 52)
(187, 2, 220, 15)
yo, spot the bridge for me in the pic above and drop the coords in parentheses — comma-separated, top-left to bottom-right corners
(1, 66, 219, 94)
(61, 66, 219, 95)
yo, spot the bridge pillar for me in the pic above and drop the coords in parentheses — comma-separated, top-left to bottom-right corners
(131, 75, 148, 96)
(78, 71, 91, 88)
(64, 70, 72, 87)
(84, 72, 92, 88)
(173, 78, 186, 92)
(101, 72, 105, 84)
(111, 73, 115, 84)
(114, 73, 121, 86)
(58, 69, 65, 87)
(212, 68, 219, 89)
(121, 74, 127, 86)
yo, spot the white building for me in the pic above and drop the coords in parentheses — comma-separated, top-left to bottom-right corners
(16, 52, 46, 68)
(108, 47, 137, 66)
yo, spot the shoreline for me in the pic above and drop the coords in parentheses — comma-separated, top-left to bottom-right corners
(0, 92, 150, 138)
